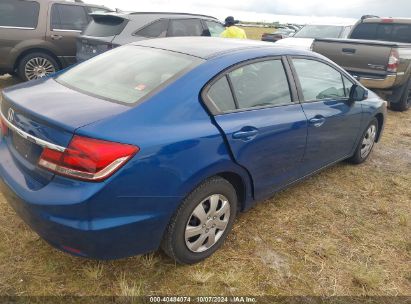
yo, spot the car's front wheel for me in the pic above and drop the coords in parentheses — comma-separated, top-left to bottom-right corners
(161, 177, 238, 264)
(348, 118, 378, 164)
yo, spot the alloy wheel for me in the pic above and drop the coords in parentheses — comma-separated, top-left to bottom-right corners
(185, 194, 231, 253)
(25, 57, 56, 80)
(360, 124, 377, 159)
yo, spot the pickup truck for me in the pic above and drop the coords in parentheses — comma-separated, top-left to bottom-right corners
(312, 17, 411, 111)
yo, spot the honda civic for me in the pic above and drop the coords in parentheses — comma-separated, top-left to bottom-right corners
(0, 37, 386, 264)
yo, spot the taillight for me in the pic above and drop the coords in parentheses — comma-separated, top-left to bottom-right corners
(38, 135, 139, 181)
(387, 49, 400, 73)
(0, 116, 8, 136)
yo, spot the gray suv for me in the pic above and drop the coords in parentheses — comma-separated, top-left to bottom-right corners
(77, 12, 225, 62)
(0, 0, 110, 81)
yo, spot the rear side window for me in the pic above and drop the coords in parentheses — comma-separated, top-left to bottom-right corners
(350, 23, 378, 39)
(229, 60, 292, 109)
(135, 19, 169, 38)
(292, 59, 347, 101)
(207, 77, 236, 112)
(51, 4, 89, 31)
(56, 46, 203, 105)
(83, 16, 127, 37)
(205, 20, 225, 37)
(0, 0, 39, 29)
(168, 19, 204, 37)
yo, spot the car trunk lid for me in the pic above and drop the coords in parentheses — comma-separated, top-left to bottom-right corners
(1, 78, 130, 186)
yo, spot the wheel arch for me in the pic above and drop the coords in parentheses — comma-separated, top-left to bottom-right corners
(13, 48, 62, 72)
(178, 161, 255, 213)
(374, 113, 384, 143)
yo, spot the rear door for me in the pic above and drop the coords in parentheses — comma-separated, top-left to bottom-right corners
(46, 3, 89, 65)
(204, 58, 308, 199)
(289, 57, 363, 174)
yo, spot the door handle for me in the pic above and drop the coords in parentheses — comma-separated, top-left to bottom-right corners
(309, 116, 326, 128)
(51, 34, 63, 40)
(342, 48, 356, 54)
(232, 128, 258, 140)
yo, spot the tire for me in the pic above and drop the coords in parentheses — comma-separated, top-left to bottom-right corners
(161, 177, 238, 264)
(391, 79, 411, 112)
(348, 118, 378, 164)
(17, 52, 59, 81)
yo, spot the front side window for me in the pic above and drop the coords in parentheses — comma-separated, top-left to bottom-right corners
(205, 20, 225, 37)
(292, 59, 348, 101)
(56, 45, 203, 104)
(168, 19, 204, 37)
(51, 4, 88, 31)
(0, 0, 39, 28)
(229, 60, 292, 109)
(136, 19, 169, 38)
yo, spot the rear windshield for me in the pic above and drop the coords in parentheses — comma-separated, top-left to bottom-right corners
(83, 15, 128, 37)
(56, 46, 203, 104)
(351, 23, 411, 43)
(0, 0, 40, 28)
(294, 25, 344, 39)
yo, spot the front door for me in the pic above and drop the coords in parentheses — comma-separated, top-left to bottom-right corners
(290, 57, 363, 174)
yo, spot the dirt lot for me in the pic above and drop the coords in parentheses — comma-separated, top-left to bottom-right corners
(0, 41, 410, 297)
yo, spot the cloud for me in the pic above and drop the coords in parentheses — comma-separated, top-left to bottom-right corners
(89, 0, 411, 23)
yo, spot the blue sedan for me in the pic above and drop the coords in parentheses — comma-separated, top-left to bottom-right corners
(0, 37, 386, 264)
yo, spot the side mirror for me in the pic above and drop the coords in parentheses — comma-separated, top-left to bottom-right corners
(349, 84, 368, 102)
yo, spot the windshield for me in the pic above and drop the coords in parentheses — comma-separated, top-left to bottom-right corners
(56, 46, 202, 104)
(294, 25, 344, 39)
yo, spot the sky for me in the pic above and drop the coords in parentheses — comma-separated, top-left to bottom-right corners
(86, 0, 411, 24)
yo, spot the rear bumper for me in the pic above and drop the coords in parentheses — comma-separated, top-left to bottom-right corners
(359, 74, 397, 89)
(0, 177, 173, 259)
(0, 139, 178, 259)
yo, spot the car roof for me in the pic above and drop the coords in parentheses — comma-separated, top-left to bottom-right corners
(93, 11, 219, 21)
(362, 17, 411, 24)
(132, 37, 316, 59)
(44, 0, 110, 9)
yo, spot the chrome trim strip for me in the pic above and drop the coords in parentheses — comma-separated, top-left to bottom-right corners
(52, 29, 82, 33)
(39, 156, 129, 181)
(0, 26, 35, 30)
(0, 111, 66, 152)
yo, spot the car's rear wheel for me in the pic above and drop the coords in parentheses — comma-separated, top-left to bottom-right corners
(161, 177, 238, 264)
(391, 79, 411, 112)
(18, 52, 59, 81)
(348, 118, 378, 164)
